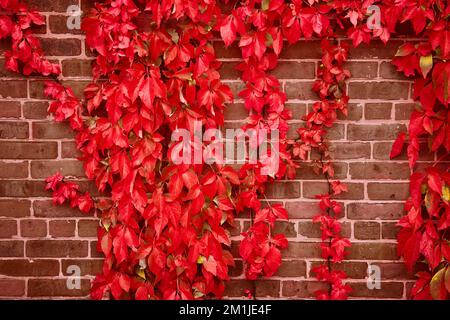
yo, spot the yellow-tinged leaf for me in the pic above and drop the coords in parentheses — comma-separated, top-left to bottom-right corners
(196, 255, 205, 264)
(430, 267, 447, 300)
(136, 267, 146, 280)
(445, 267, 450, 294)
(262, 0, 270, 11)
(419, 54, 433, 78)
(442, 185, 450, 201)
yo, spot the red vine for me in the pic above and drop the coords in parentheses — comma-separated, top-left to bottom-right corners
(2, 0, 450, 300)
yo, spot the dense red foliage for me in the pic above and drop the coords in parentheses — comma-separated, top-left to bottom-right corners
(1, 0, 449, 300)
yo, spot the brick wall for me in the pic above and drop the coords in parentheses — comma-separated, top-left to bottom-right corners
(0, 1, 420, 299)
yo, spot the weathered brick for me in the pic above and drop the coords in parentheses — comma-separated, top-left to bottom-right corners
(367, 183, 409, 200)
(303, 182, 364, 200)
(0, 200, 30, 218)
(0, 240, 24, 257)
(20, 219, 47, 237)
(26, 240, 89, 257)
(28, 279, 91, 297)
(349, 162, 410, 180)
(0, 80, 27, 98)
(0, 219, 17, 238)
(34, 200, 85, 218)
(0, 161, 28, 178)
(31, 160, 85, 178)
(346, 61, 378, 78)
(32, 122, 74, 139)
(348, 124, 406, 140)
(0, 180, 48, 197)
(354, 221, 380, 240)
(347, 203, 404, 220)
(0, 101, 21, 118)
(0, 279, 25, 296)
(23, 101, 49, 119)
(365, 103, 392, 120)
(349, 82, 409, 100)
(49, 220, 76, 237)
(40, 38, 82, 56)
(0, 259, 59, 276)
(347, 243, 398, 260)
(0, 121, 29, 138)
(0, 141, 58, 159)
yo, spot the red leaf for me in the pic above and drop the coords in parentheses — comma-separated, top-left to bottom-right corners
(390, 132, 406, 159)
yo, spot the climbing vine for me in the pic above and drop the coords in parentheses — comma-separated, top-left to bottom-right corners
(1, 0, 449, 300)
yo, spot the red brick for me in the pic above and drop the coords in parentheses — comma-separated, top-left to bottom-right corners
(49, 220, 76, 237)
(20, 219, 47, 237)
(0, 240, 24, 257)
(62, 59, 93, 76)
(365, 103, 392, 120)
(349, 162, 410, 180)
(0, 259, 59, 276)
(0, 121, 29, 138)
(269, 62, 315, 79)
(346, 61, 378, 78)
(280, 40, 322, 59)
(265, 181, 300, 199)
(78, 219, 98, 237)
(328, 142, 371, 160)
(347, 203, 404, 220)
(34, 200, 85, 218)
(0, 279, 25, 296)
(0, 141, 58, 159)
(286, 102, 307, 119)
(61, 141, 81, 158)
(380, 61, 408, 80)
(382, 222, 400, 239)
(303, 182, 364, 200)
(0, 180, 48, 197)
(0, 101, 21, 118)
(285, 201, 322, 219)
(40, 38, 82, 56)
(282, 280, 326, 298)
(28, 279, 91, 297)
(275, 260, 306, 277)
(377, 262, 414, 280)
(338, 102, 362, 121)
(285, 81, 316, 100)
(395, 102, 418, 120)
(23, 101, 49, 119)
(0, 199, 30, 217)
(354, 221, 380, 240)
(224, 279, 280, 297)
(367, 183, 409, 200)
(0, 161, 28, 178)
(295, 162, 348, 179)
(282, 242, 321, 259)
(0, 219, 17, 238)
(348, 124, 406, 141)
(347, 243, 398, 260)
(348, 82, 409, 100)
(31, 160, 85, 178)
(0, 80, 27, 98)
(32, 122, 74, 139)
(26, 240, 88, 257)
